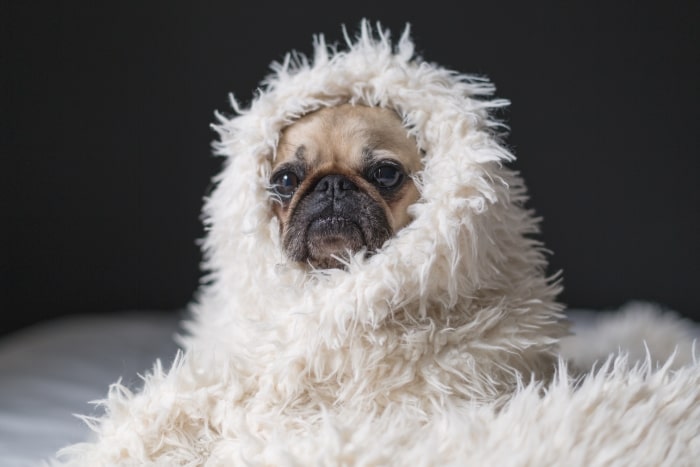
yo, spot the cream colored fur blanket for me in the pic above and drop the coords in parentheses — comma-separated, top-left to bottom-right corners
(56, 21, 699, 466)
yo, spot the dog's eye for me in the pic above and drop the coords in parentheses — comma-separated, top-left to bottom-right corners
(271, 171, 300, 198)
(371, 164, 404, 189)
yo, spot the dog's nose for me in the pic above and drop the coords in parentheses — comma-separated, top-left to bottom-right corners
(313, 174, 358, 195)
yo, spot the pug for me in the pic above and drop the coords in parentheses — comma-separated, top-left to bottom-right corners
(269, 104, 422, 269)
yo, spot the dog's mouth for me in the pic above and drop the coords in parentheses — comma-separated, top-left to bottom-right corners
(306, 216, 366, 268)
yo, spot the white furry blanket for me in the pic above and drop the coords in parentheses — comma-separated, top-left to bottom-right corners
(55, 21, 700, 466)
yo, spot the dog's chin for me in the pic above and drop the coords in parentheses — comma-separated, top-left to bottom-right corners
(305, 217, 366, 269)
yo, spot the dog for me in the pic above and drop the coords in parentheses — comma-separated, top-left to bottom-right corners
(57, 25, 598, 466)
(269, 104, 422, 269)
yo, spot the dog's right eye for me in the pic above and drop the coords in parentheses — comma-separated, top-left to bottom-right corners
(370, 164, 404, 189)
(271, 171, 300, 198)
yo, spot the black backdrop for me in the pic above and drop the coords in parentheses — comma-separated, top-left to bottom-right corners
(3, 1, 698, 336)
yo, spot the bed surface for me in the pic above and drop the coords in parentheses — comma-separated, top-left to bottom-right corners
(0, 311, 183, 467)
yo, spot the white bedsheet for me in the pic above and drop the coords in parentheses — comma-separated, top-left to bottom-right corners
(0, 311, 183, 467)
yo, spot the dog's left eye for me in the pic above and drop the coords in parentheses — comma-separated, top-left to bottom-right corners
(272, 171, 300, 198)
(371, 164, 404, 189)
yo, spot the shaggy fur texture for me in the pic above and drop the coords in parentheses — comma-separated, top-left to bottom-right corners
(55, 21, 700, 466)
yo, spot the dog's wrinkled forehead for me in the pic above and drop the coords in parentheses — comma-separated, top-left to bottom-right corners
(274, 104, 422, 171)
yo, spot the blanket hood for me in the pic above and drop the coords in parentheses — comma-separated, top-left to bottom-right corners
(182, 20, 566, 407)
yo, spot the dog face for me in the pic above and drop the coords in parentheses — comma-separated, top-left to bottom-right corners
(269, 104, 422, 269)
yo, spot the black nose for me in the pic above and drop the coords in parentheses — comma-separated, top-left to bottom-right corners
(313, 174, 358, 195)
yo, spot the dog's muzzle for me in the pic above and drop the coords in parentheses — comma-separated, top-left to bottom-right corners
(283, 174, 392, 268)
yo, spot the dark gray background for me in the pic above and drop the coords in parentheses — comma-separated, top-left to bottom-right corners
(2, 1, 698, 336)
